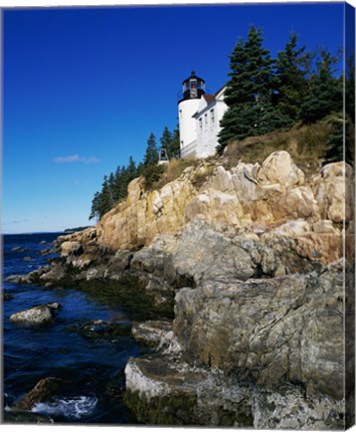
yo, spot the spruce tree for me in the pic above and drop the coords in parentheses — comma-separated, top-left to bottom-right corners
(159, 126, 180, 159)
(346, 55, 355, 123)
(118, 166, 129, 200)
(170, 127, 181, 157)
(324, 116, 344, 164)
(112, 165, 123, 202)
(218, 26, 275, 152)
(126, 156, 137, 183)
(144, 133, 159, 165)
(300, 50, 343, 124)
(89, 191, 101, 220)
(275, 33, 308, 122)
(160, 127, 172, 150)
(89, 175, 114, 220)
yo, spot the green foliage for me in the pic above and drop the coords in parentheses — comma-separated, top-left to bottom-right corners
(160, 126, 172, 151)
(89, 157, 140, 221)
(218, 28, 344, 156)
(346, 55, 355, 122)
(90, 30, 348, 221)
(275, 33, 309, 122)
(299, 50, 343, 124)
(218, 26, 277, 152)
(90, 126, 182, 220)
(324, 114, 354, 165)
(170, 128, 181, 156)
(160, 125, 180, 158)
(142, 163, 165, 190)
(144, 133, 159, 166)
(152, 158, 194, 190)
(324, 116, 344, 163)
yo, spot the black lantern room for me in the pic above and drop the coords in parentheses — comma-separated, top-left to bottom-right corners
(181, 71, 205, 101)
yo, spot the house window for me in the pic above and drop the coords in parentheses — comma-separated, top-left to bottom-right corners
(204, 113, 208, 129)
(199, 118, 203, 133)
(210, 108, 215, 124)
(179, 109, 182, 118)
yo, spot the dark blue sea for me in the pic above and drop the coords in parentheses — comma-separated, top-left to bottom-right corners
(3, 232, 141, 424)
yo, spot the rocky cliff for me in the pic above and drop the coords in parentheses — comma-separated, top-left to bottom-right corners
(15, 150, 354, 428)
(74, 151, 351, 253)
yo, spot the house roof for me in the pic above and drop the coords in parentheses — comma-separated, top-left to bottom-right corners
(192, 86, 227, 118)
(202, 86, 226, 104)
(203, 94, 215, 103)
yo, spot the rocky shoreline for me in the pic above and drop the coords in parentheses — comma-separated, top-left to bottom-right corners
(7, 151, 354, 428)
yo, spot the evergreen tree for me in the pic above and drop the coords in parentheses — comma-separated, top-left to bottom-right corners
(218, 26, 275, 152)
(275, 33, 308, 122)
(159, 126, 180, 158)
(324, 115, 353, 165)
(89, 191, 101, 220)
(126, 156, 137, 183)
(160, 126, 172, 150)
(99, 175, 114, 216)
(144, 133, 159, 165)
(170, 127, 181, 157)
(89, 176, 114, 220)
(136, 161, 144, 176)
(346, 55, 355, 123)
(89, 156, 140, 221)
(108, 172, 115, 203)
(300, 50, 343, 124)
(118, 166, 129, 200)
(112, 165, 123, 202)
(324, 116, 344, 164)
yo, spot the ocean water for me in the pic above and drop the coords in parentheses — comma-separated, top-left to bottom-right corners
(3, 233, 142, 424)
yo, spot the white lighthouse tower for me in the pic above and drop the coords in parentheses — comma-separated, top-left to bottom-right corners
(178, 71, 205, 158)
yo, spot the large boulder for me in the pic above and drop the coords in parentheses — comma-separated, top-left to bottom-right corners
(172, 220, 261, 283)
(257, 150, 305, 188)
(60, 241, 82, 257)
(125, 355, 344, 429)
(173, 263, 344, 400)
(314, 161, 354, 223)
(185, 189, 245, 228)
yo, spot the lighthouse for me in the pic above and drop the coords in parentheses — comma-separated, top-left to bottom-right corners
(178, 71, 205, 158)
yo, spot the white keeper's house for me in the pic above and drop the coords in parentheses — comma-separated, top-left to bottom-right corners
(178, 71, 228, 159)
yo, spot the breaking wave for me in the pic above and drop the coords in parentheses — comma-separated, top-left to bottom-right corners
(31, 396, 98, 420)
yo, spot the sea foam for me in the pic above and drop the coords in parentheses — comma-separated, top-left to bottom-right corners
(31, 396, 98, 420)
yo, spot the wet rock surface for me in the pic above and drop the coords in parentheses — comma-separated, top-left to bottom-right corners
(132, 320, 173, 346)
(125, 354, 344, 429)
(37, 247, 56, 256)
(14, 377, 69, 411)
(9, 303, 61, 326)
(67, 319, 132, 339)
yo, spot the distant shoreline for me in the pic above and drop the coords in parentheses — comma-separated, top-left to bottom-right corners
(3, 226, 93, 236)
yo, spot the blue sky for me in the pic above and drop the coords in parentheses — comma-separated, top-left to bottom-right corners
(2, 2, 346, 233)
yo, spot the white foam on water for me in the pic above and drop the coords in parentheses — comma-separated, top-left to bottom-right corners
(31, 396, 98, 420)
